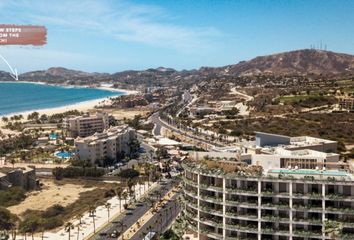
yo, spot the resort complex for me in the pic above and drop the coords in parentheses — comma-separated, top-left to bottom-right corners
(74, 125, 137, 165)
(182, 133, 354, 240)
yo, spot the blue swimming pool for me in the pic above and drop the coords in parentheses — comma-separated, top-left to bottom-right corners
(54, 151, 73, 159)
(49, 133, 58, 140)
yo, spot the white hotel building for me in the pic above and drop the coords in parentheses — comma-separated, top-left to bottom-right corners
(74, 125, 136, 165)
(63, 112, 109, 138)
(182, 132, 354, 240)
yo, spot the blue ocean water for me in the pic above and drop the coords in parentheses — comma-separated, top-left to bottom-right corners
(0, 82, 123, 116)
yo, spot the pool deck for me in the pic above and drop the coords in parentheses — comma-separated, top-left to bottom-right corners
(269, 169, 348, 177)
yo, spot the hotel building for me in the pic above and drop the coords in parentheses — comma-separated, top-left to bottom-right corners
(74, 125, 136, 165)
(182, 133, 354, 240)
(63, 112, 109, 138)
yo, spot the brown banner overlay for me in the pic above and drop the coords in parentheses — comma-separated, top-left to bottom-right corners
(0, 25, 47, 46)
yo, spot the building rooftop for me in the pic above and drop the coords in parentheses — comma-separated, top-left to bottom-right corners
(75, 125, 131, 144)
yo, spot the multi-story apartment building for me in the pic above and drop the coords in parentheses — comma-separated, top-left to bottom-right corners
(182, 133, 354, 240)
(63, 112, 109, 138)
(74, 125, 136, 165)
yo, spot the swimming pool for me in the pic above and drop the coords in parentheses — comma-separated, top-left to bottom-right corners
(54, 151, 73, 159)
(270, 169, 348, 177)
(49, 133, 58, 140)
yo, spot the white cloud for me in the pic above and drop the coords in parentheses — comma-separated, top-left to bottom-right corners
(0, 0, 220, 52)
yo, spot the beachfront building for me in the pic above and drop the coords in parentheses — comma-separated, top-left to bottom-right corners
(74, 125, 136, 165)
(182, 133, 354, 240)
(63, 112, 109, 138)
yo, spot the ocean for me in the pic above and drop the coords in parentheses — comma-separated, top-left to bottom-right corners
(0, 82, 123, 116)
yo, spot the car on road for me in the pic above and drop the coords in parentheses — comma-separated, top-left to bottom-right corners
(110, 230, 120, 238)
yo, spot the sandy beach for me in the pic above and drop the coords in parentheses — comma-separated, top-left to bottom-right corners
(0, 82, 139, 127)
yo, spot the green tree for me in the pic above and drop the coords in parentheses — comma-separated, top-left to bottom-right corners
(88, 205, 96, 233)
(104, 202, 111, 222)
(52, 167, 64, 180)
(64, 222, 74, 240)
(0, 207, 17, 231)
(115, 186, 124, 213)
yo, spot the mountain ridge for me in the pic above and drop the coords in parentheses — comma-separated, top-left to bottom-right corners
(1, 49, 353, 85)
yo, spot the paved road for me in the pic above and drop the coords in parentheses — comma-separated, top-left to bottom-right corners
(130, 192, 181, 240)
(150, 112, 224, 148)
(91, 179, 175, 240)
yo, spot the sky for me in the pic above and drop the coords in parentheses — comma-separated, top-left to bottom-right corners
(0, 0, 353, 73)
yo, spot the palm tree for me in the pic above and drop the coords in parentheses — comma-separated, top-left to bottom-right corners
(76, 224, 81, 240)
(137, 178, 144, 197)
(88, 205, 96, 233)
(38, 218, 46, 240)
(104, 202, 111, 222)
(64, 222, 74, 240)
(122, 191, 129, 208)
(9, 158, 16, 169)
(115, 186, 124, 212)
(146, 197, 156, 213)
(127, 178, 136, 202)
(2, 116, 8, 123)
(76, 213, 83, 225)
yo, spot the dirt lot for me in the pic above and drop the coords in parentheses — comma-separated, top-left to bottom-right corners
(7, 178, 95, 216)
(100, 108, 150, 120)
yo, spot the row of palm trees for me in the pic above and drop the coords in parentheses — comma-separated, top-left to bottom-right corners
(64, 178, 151, 240)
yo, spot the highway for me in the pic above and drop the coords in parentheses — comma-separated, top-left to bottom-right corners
(150, 112, 225, 148)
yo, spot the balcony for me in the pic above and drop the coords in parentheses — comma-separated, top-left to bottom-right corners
(293, 204, 323, 212)
(199, 216, 223, 228)
(186, 201, 199, 211)
(292, 217, 322, 225)
(262, 215, 290, 223)
(184, 188, 197, 198)
(293, 230, 323, 238)
(199, 194, 223, 204)
(226, 187, 259, 196)
(183, 176, 198, 187)
(261, 202, 289, 210)
(225, 212, 258, 221)
(225, 224, 259, 234)
(199, 182, 223, 192)
(262, 228, 290, 236)
(326, 193, 354, 201)
(293, 192, 323, 199)
(325, 206, 354, 214)
(199, 205, 223, 217)
(200, 228, 223, 239)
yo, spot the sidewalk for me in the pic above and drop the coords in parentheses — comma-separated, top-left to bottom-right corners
(15, 182, 155, 240)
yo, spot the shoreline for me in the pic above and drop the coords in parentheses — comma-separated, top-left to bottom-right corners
(0, 81, 139, 124)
